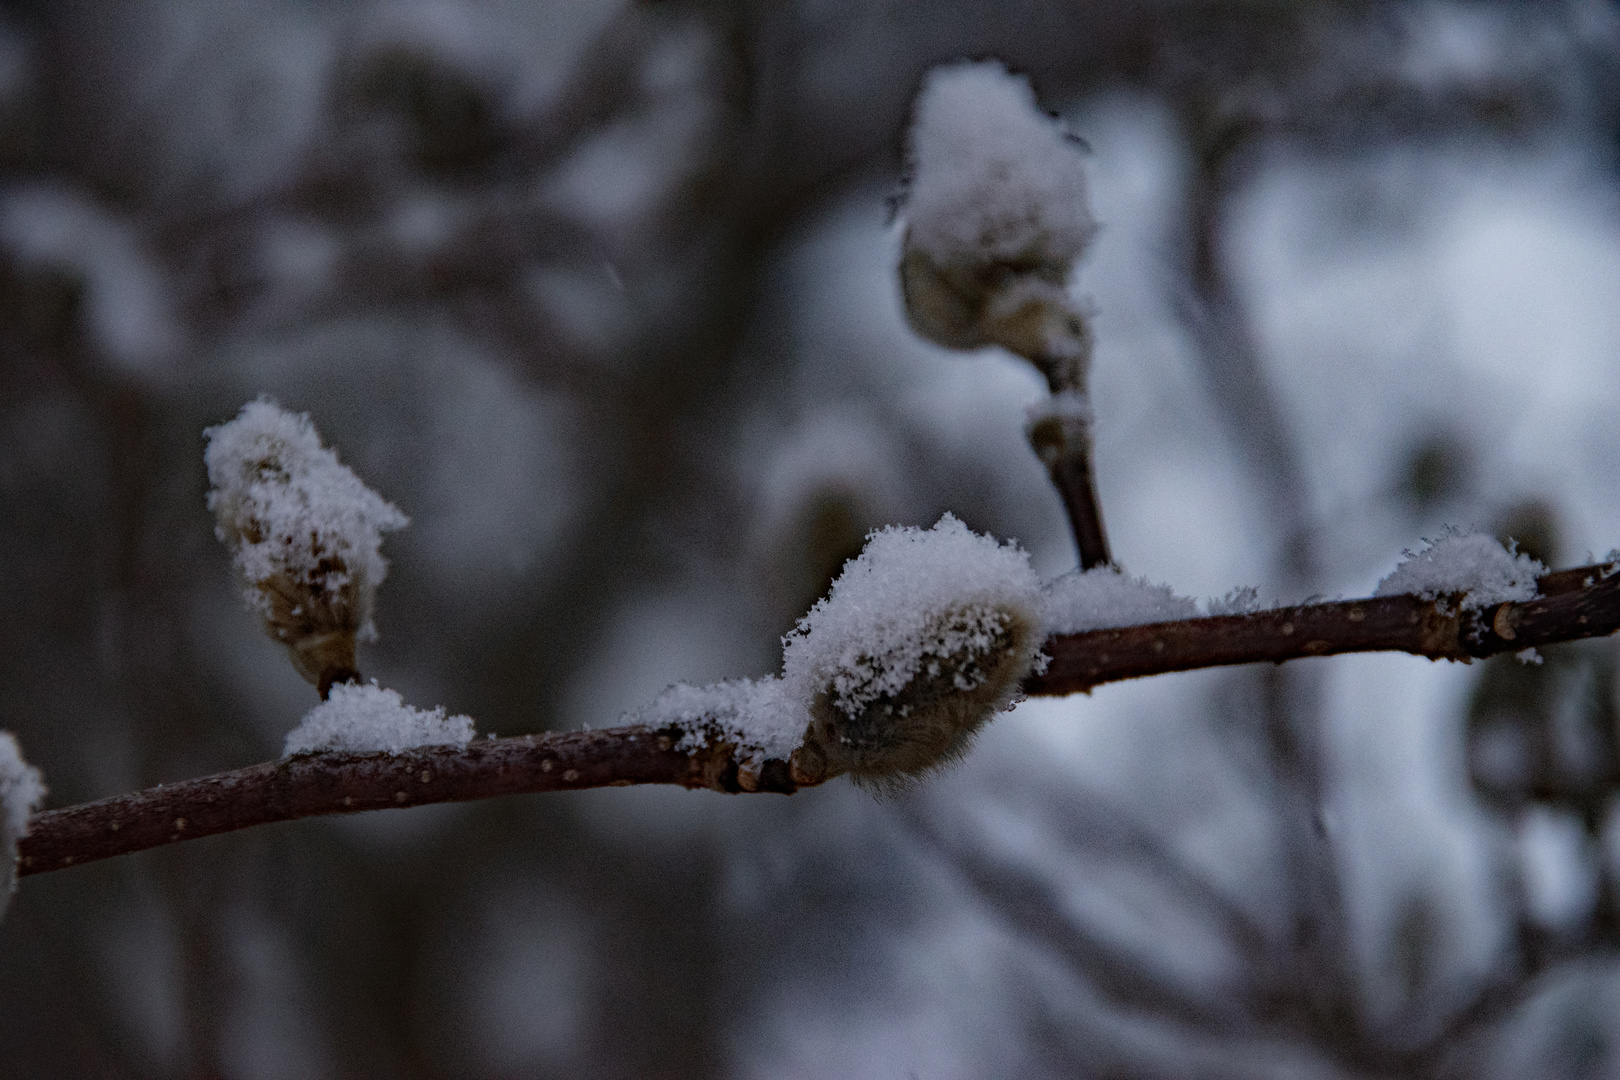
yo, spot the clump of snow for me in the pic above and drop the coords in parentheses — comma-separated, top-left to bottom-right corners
(782, 514, 1042, 724)
(634, 677, 805, 770)
(0, 734, 44, 845)
(0, 731, 45, 918)
(205, 399, 408, 644)
(1040, 566, 1200, 635)
(1375, 527, 1544, 611)
(904, 60, 1097, 268)
(284, 682, 475, 757)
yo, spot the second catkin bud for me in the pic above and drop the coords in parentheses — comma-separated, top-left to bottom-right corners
(780, 515, 1045, 790)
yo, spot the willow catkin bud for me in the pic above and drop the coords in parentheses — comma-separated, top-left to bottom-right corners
(794, 602, 1039, 792)
(204, 399, 408, 695)
(781, 514, 1044, 790)
(900, 243, 1094, 388)
(898, 60, 1097, 388)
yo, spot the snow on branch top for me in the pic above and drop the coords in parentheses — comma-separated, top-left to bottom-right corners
(0, 731, 45, 919)
(284, 682, 475, 757)
(782, 514, 1044, 787)
(639, 677, 803, 774)
(782, 514, 1042, 711)
(204, 399, 408, 690)
(1041, 566, 1201, 635)
(1375, 527, 1544, 611)
(904, 60, 1097, 269)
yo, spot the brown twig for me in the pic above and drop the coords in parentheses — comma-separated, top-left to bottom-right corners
(1027, 407, 1112, 570)
(18, 727, 800, 878)
(18, 563, 1620, 877)
(1026, 563, 1619, 695)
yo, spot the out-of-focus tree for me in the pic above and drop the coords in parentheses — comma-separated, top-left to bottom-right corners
(5, 1, 1620, 1077)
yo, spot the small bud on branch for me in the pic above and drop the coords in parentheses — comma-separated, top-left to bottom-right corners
(204, 399, 408, 696)
(793, 603, 1041, 791)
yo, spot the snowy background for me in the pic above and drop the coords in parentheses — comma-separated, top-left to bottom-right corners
(4, 1, 1620, 1077)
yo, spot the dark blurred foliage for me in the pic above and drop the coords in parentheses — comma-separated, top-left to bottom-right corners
(4, 1, 1620, 1077)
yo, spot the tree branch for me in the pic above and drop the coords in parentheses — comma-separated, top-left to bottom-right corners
(17, 728, 801, 878)
(19, 563, 1620, 878)
(1028, 406, 1112, 570)
(1026, 564, 1619, 695)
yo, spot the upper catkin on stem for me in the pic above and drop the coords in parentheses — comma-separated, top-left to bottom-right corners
(899, 60, 1097, 385)
(204, 399, 408, 695)
(781, 515, 1043, 790)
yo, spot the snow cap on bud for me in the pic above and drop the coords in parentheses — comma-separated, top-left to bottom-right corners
(899, 60, 1097, 384)
(204, 399, 408, 695)
(0, 731, 45, 920)
(782, 514, 1043, 790)
(904, 60, 1096, 269)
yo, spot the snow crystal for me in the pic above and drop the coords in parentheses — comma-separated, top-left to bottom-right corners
(1375, 527, 1544, 611)
(205, 399, 408, 641)
(0, 731, 45, 918)
(1040, 565, 1200, 635)
(781, 514, 1043, 722)
(284, 682, 475, 757)
(1207, 585, 1263, 617)
(634, 677, 806, 769)
(904, 60, 1097, 268)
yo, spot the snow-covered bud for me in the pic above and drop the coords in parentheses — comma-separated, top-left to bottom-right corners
(0, 732, 46, 920)
(794, 602, 1039, 791)
(899, 60, 1097, 387)
(782, 515, 1043, 790)
(204, 400, 408, 695)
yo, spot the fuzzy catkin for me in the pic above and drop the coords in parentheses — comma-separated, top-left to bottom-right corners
(898, 60, 1097, 385)
(204, 400, 407, 695)
(792, 602, 1040, 791)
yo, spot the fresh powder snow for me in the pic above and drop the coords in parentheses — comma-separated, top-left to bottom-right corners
(1375, 527, 1544, 611)
(781, 513, 1043, 726)
(204, 398, 408, 640)
(635, 677, 805, 771)
(0, 731, 45, 919)
(904, 60, 1097, 269)
(1207, 585, 1263, 616)
(284, 682, 475, 756)
(1040, 565, 1201, 635)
